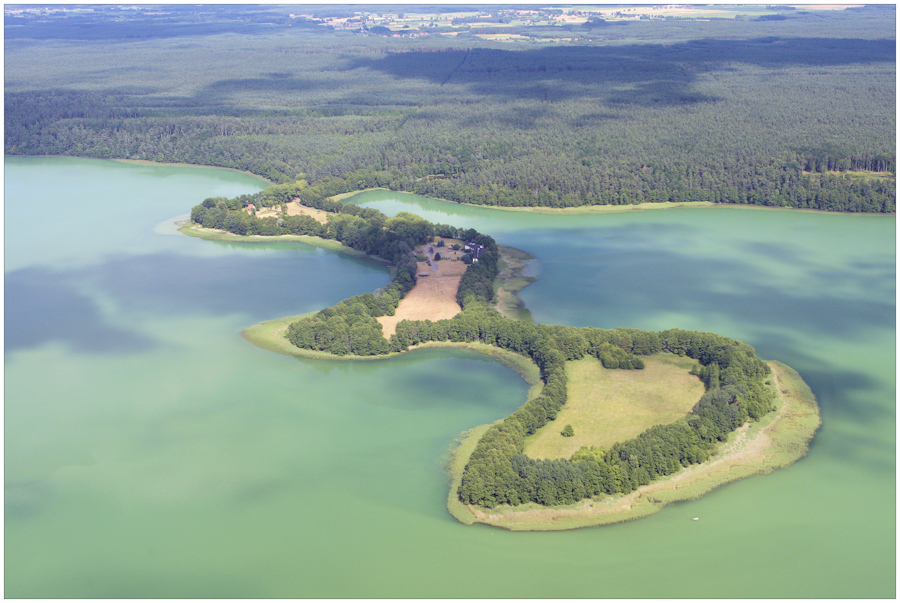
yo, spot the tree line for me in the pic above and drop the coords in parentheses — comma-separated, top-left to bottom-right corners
(6, 9, 894, 213)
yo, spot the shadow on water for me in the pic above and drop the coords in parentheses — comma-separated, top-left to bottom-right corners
(750, 329, 894, 468)
(524, 223, 895, 341)
(5, 250, 390, 355)
(5, 268, 158, 354)
(31, 570, 258, 599)
(5, 480, 54, 521)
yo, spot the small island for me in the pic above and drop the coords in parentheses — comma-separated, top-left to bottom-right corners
(181, 185, 820, 531)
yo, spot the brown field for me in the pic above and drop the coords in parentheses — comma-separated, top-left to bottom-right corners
(252, 200, 329, 224)
(523, 354, 704, 459)
(377, 238, 469, 338)
(287, 200, 329, 223)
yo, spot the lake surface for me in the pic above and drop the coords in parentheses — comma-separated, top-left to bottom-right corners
(6, 158, 895, 598)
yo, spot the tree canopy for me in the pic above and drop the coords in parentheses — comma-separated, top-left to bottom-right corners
(6, 6, 895, 212)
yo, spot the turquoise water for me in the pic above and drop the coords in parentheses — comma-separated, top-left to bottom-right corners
(5, 159, 895, 597)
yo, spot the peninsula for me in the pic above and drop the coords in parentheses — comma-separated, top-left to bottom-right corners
(183, 187, 820, 530)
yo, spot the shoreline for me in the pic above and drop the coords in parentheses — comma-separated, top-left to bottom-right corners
(242, 312, 543, 388)
(338, 187, 893, 217)
(9, 156, 892, 217)
(177, 221, 393, 267)
(450, 360, 819, 531)
(8, 154, 274, 185)
(494, 246, 537, 321)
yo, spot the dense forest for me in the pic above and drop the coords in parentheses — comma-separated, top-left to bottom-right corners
(188, 183, 776, 509)
(5, 5, 895, 212)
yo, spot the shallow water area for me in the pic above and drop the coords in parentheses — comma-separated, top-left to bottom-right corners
(5, 159, 895, 598)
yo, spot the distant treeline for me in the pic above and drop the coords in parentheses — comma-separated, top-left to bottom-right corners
(9, 87, 893, 212)
(6, 10, 895, 213)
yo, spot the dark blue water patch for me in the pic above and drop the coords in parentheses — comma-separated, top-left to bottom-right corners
(515, 227, 895, 340)
(296, 347, 528, 414)
(5, 268, 158, 354)
(742, 240, 805, 264)
(5, 480, 53, 521)
(82, 250, 390, 322)
(5, 247, 391, 354)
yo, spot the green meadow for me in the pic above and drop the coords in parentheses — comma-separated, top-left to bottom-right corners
(524, 354, 705, 460)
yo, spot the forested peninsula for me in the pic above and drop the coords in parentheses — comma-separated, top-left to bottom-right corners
(184, 184, 820, 529)
(5, 5, 895, 213)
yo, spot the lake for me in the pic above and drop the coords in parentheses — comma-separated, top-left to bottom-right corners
(5, 157, 895, 597)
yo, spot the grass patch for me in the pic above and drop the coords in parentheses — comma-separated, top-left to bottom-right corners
(331, 187, 388, 202)
(804, 170, 895, 183)
(242, 314, 405, 361)
(524, 354, 704, 460)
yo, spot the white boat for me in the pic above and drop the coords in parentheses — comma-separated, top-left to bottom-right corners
(692, 517, 700, 521)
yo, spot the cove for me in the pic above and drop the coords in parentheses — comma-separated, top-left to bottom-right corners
(5, 158, 895, 598)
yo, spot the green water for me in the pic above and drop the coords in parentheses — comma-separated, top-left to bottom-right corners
(6, 159, 895, 598)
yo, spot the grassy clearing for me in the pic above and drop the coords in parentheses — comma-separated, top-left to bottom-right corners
(255, 200, 329, 224)
(377, 238, 469, 338)
(524, 354, 704, 459)
(804, 170, 895, 183)
(330, 188, 387, 202)
(465, 360, 820, 531)
(377, 273, 463, 338)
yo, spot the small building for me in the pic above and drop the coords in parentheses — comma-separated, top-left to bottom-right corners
(464, 242, 485, 260)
